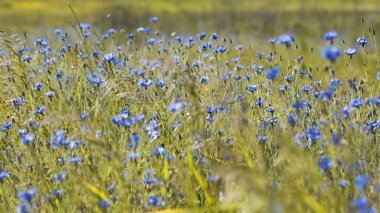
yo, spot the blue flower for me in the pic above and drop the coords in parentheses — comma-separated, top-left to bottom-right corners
(79, 23, 91, 30)
(267, 37, 276, 44)
(98, 200, 110, 208)
(277, 34, 294, 45)
(266, 67, 280, 80)
(149, 17, 158, 23)
(52, 188, 63, 197)
(210, 33, 218, 40)
(20, 134, 34, 145)
(167, 102, 182, 112)
(351, 196, 367, 209)
(323, 31, 337, 41)
(69, 157, 83, 164)
(356, 37, 368, 47)
(197, 32, 206, 40)
(317, 155, 332, 171)
(102, 52, 117, 63)
(321, 46, 340, 62)
(344, 48, 358, 57)
(376, 71, 380, 81)
(147, 38, 156, 46)
(287, 113, 297, 125)
(305, 126, 321, 142)
(355, 175, 368, 192)
(34, 106, 46, 115)
(349, 98, 364, 108)
(18, 188, 37, 202)
(154, 146, 166, 156)
(0, 171, 9, 179)
(246, 85, 257, 92)
(1, 121, 12, 132)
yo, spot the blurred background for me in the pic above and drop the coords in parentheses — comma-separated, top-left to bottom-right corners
(1, 0, 380, 37)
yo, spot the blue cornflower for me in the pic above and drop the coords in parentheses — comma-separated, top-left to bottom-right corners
(210, 33, 218, 40)
(22, 56, 32, 63)
(344, 48, 358, 57)
(317, 155, 333, 171)
(149, 17, 158, 23)
(323, 31, 337, 41)
(376, 71, 380, 81)
(355, 175, 368, 192)
(53, 172, 67, 182)
(98, 200, 110, 208)
(69, 157, 83, 164)
(33, 82, 42, 91)
(102, 52, 117, 63)
(349, 98, 364, 108)
(0, 171, 9, 180)
(266, 67, 280, 80)
(78, 112, 90, 121)
(34, 106, 46, 115)
(305, 126, 321, 142)
(256, 97, 264, 107)
(197, 32, 206, 40)
(18, 188, 37, 202)
(167, 102, 182, 112)
(356, 37, 368, 47)
(235, 45, 243, 50)
(351, 196, 367, 209)
(20, 134, 34, 145)
(321, 46, 340, 62)
(277, 34, 294, 45)
(267, 37, 276, 44)
(147, 38, 156, 46)
(52, 188, 63, 197)
(154, 146, 166, 156)
(79, 23, 91, 30)
(287, 113, 297, 125)
(246, 85, 257, 92)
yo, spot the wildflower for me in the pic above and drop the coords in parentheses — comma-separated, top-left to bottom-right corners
(53, 172, 67, 182)
(246, 85, 257, 92)
(323, 31, 337, 41)
(69, 157, 83, 164)
(154, 146, 166, 156)
(321, 46, 340, 62)
(210, 33, 218, 40)
(98, 200, 110, 208)
(287, 113, 297, 125)
(277, 34, 294, 46)
(351, 196, 367, 209)
(102, 52, 117, 63)
(355, 174, 368, 192)
(20, 134, 34, 145)
(349, 98, 364, 108)
(318, 155, 332, 171)
(267, 37, 276, 44)
(376, 71, 380, 81)
(167, 102, 182, 112)
(344, 48, 358, 57)
(266, 67, 280, 80)
(197, 32, 206, 40)
(147, 38, 156, 46)
(0, 171, 9, 180)
(356, 37, 368, 47)
(305, 126, 321, 142)
(149, 17, 158, 23)
(34, 106, 46, 115)
(18, 188, 37, 202)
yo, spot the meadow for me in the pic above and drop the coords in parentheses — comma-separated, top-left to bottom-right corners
(1, 1, 380, 212)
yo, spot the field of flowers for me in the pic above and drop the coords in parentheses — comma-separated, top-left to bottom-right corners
(0, 13, 380, 212)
